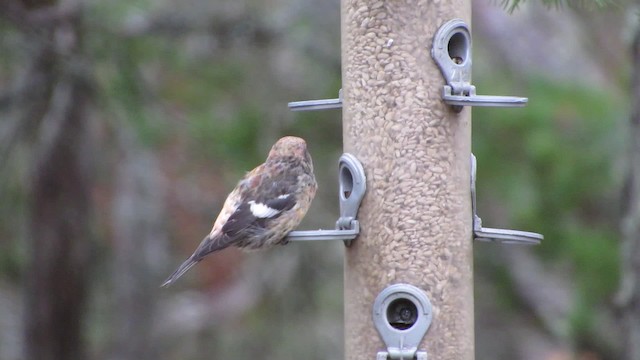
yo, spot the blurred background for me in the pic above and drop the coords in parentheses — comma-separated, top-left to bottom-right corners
(0, 0, 637, 359)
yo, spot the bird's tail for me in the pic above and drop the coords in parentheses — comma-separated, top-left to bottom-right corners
(161, 256, 200, 288)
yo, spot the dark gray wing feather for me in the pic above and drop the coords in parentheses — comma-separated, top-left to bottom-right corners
(221, 194, 296, 238)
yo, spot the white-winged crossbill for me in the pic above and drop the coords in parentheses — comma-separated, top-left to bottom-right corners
(161, 136, 317, 287)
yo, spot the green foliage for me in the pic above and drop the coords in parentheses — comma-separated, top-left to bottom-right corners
(187, 106, 263, 169)
(569, 296, 595, 343)
(0, 171, 27, 281)
(98, 37, 170, 145)
(473, 76, 625, 335)
(161, 61, 246, 109)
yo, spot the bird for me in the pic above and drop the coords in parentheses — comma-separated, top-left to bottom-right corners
(161, 136, 317, 287)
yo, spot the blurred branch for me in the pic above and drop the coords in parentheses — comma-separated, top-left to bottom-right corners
(0, 0, 94, 174)
(0, 44, 56, 174)
(0, 284, 23, 360)
(616, 25, 640, 360)
(502, 248, 574, 338)
(0, 1, 80, 32)
(500, 0, 613, 12)
(504, 247, 622, 358)
(118, 10, 280, 48)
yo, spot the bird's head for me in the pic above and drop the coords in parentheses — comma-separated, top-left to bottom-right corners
(268, 136, 312, 165)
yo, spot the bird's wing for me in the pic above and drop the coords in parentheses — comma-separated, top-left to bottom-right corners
(189, 182, 297, 261)
(190, 168, 299, 259)
(221, 192, 296, 238)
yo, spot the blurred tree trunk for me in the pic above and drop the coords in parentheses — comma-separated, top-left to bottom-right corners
(21, 1, 94, 360)
(618, 26, 640, 360)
